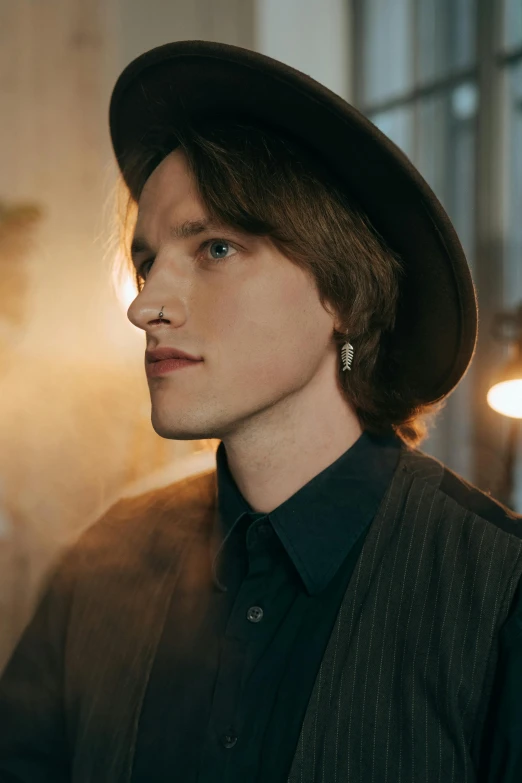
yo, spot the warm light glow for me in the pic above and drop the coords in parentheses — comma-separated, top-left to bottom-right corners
(119, 273, 138, 313)
(111, 249, 140, 330)
(487, 379, 522, 419)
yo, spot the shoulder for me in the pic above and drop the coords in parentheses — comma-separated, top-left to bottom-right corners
(59, 467, 218, 577)
(399, 445, 522, 623)
(400, 444, 522, 541)
(438, 463, 522, 539)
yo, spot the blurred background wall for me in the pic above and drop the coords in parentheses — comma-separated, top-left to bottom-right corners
(0, 0, 521, 669)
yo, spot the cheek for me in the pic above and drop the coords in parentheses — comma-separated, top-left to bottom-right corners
(212, 281, 323, 384)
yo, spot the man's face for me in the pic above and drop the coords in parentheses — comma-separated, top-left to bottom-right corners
(127, 148, 340, 442)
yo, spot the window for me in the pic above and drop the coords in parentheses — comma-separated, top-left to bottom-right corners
(499, 2, 522, 510)
(353, 0, 522, 508)
(501, 10, 522, 309)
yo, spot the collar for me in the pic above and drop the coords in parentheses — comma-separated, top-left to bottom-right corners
(212, 429, 402, 595)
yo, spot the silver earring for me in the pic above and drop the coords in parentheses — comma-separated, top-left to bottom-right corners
(158, 306, 164, 318)
(341, 339, 354, 371)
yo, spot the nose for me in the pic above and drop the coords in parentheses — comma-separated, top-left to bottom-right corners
(127, 290, 169, 331)
(126, 254, 191, 332)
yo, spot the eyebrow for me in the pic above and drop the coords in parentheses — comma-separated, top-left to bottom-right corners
(130, 219, 229, 265)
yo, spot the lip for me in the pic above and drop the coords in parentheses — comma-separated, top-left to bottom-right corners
(146, 357, 203, 377)
(146, 346, 202, 363)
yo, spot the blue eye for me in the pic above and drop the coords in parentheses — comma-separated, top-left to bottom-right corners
(207, 240, 233, 261)
(136, 238, 235, 286)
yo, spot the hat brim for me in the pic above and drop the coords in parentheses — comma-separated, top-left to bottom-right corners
(109, 40, 478, 405)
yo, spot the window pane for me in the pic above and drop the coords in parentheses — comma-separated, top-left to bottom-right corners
(502, 59, 522, 515)
(418, 0, 476, 83)
(414, 84, 477, 479)
(361, 0, 414, 104)
(360, 0, 476, 107)
(415, 83, 477, 262)
(502, 60, 522, 309)
(503, 0, 522, 51)
(369, 105, 414, 160)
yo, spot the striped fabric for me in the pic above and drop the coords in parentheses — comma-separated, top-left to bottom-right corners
(286, 447, 522, 783)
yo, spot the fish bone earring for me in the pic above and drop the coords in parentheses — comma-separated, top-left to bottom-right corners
(341, 338, 354, 371)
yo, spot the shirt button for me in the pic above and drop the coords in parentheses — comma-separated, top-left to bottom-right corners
(247, 605, 264, 623)
(222, 733, 238, 748)
(258, 523, 272, 538)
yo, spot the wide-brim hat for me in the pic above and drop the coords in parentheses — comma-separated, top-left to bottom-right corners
(109, 40, 478, 405)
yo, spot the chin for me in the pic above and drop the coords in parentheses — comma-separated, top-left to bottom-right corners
(151, 416, 193, 441)
(150, 409, 214, 441)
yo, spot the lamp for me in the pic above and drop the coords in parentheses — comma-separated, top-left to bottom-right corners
(487, 302, 522, 509)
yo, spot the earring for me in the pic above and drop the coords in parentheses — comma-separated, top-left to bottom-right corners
(341, 339, 354, 371)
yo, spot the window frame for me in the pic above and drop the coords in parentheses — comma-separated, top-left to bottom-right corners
(350, 0, 522, 503)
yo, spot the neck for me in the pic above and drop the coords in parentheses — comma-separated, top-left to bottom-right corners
(222, 366, 363, 514)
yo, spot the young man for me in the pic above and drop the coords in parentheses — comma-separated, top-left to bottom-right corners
(0, 40, 521, 783)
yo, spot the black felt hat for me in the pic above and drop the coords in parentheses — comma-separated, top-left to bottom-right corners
(109, 40, 478, 405)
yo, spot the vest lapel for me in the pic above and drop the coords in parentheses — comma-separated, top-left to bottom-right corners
(287, 450, 416, 782)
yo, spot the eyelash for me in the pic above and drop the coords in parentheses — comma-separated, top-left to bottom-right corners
(137, 238, 237, 283)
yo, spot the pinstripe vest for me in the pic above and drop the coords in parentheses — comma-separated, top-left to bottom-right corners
(286, 447, 522, 783)
(63, 443, 522, 782)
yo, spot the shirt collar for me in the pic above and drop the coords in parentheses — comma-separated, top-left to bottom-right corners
(212, 429, 403, 595)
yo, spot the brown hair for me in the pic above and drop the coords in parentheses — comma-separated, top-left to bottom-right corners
(115, 118, 445, 449)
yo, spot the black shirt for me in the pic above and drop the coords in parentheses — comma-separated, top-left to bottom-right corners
(131, 430, 401, 782)
(131, 430, 522, 782)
